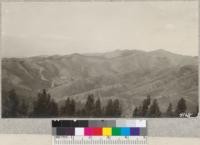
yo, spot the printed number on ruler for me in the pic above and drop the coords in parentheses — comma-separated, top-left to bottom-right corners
(52, 136, 147, 145)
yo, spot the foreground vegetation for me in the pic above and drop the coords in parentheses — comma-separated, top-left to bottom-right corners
(2, 89, 198, 118)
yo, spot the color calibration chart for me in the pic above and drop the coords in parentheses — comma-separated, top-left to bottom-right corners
(52, 120, 147, 145)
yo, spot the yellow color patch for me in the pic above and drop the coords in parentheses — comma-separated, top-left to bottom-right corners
(103, 128, 112, 136)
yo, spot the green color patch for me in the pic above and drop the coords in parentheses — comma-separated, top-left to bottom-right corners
(112, 127, 121, 136)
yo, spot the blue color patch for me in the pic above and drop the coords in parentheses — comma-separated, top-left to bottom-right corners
(130, 127, 140, 136)
(120, 127, 130, 136)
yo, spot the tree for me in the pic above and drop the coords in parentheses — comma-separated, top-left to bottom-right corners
(141, 95, 151, 116)
(175, 98, 187, 116)
(4, 89, 20, 117)
(69, 99, 76, 116)
(142, 99, 148, 116)
(94, 98, 102, 117)
(8, 89, 19, 117)
(148, 99, 161, 117)
(33, 89, 49, 116)
(48, 98, 58, 117)
(146, 95, 151, 106)
(2, 89, 31, 117)
(61, 98, 71, 116)
(105, 99, 113, 117)
(191, 106, 199, 117)
(18, 99, 28, 117)
(166, 103, 173, 117)
(84, 94, 95, 116)
(137, 105, 143, 117)
(80, 108, 86, 117)
(132, 95, 151, 117)
(133, 107, 138, 117)
(113, 99, 121, 117)
(32, 89, 58, 117)
(60, 97, 76, 116)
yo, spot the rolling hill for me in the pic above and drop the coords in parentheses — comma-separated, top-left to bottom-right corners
(2, 49, 198, 117)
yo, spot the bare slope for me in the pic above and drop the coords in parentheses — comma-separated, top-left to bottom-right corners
(2, 49, 198, 117)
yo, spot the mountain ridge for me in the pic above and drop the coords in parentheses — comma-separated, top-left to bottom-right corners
(2, 49, 198, 117)
(2, 49, 197, 59)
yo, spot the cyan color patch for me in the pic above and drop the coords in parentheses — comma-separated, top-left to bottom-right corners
(120, 127, 130, 136)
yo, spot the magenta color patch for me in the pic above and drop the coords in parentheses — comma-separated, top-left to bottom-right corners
(84, 128, 93, 136)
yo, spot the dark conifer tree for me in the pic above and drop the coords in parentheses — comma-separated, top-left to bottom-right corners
(85, 94, 95, 116)
(101, 106, 106, 117)
(18, 99, 28, 117)
(113, 99, 121, 117)
(33, 89, 50, 116)
(191, 106, 199, 117)
(80, 108, 86, 117)
(60, 98, 71, 116)
(149, 99, 161, 117)
(195, 106, 199, 117)
(7, 89, 19, 117)
(105, 99, 113, 117)
(142, 99, 148, 116)
(166, 103, 173, 117)
(32, 89, 58, 117)
(48, 98, 58, 117)
(94, 98, 102, 117)
(133, 107, 138, 117)
(3, 89, 30, 117)
(146, 95, 151, 106)
(137, 105, 143, 117)
(175, 98, 187, 117)
(69, 99, 76, 116)
(140, 95, 151, 117)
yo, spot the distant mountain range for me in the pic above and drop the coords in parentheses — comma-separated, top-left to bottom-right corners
(2, 49, 198, 117)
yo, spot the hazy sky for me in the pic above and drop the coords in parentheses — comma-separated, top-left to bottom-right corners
(1, 1, 199, 57)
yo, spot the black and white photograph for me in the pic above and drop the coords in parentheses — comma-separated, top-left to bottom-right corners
(1, 2, 198, 118)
